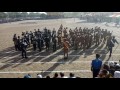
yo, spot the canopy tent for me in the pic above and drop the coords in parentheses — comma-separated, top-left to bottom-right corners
(116, 15, 120, 18)
(109, 15, 115, 17)
(109, 14, 120, 18)
(107, 14, 120, 24)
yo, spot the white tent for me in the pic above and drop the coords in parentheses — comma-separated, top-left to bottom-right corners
(115, 15, 120, 18)
(109, 15, 115, 17)
(109, 14, 120, 18)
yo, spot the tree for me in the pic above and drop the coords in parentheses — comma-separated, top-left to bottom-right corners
(0, 12, 7, 19)
(28, 12, 35, 18)
(40, 13, 47, 19)
(64, 12, 73, 18)
(35, 12, 41, 17)
(14, 12, 22, 18)
(21, 12, 28, 19)
(72, 12, 80, 18)
(7, 12, 16, 19)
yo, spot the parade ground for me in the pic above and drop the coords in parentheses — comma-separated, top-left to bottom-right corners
(0, 18, 120, 78)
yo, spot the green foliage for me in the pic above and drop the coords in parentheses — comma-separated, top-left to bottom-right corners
(0, 12, 7, 19)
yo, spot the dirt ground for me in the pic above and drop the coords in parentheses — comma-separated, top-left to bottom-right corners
(0, 18, 120, 78)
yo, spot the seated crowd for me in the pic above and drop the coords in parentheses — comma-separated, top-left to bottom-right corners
(91, 61, 119, 78)
(23, 72, 81, 78)
(23, 61, 120, 78)
(20, 53, 120, 78)
(97, 61, 120, 78)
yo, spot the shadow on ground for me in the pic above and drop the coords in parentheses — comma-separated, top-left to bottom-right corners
(0, 41, 108, 77)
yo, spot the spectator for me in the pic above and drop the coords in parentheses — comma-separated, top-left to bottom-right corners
(109, 61, 115, 67)
(91, 54, 102, 78)
(106, 73, 113, 78)
(102, 64, 110, 71)
(69, 73, 76, 78)
(46, 76, 50, 78)
(114, 63, 120, 70)
(97, 69, 108, 78)
(24, 74, 31, 78)
(109, 66, 115, 77)
(114, 70, 120, 78)
(37, 73, 43, 78)
(76, 77, 81, 78)
(53, 73, 59, 78)
(60, 72, 68, 78)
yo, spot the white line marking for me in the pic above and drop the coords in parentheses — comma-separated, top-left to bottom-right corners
(4, 49, 120, 53)
(0, 61, 119, 65)
(2, 54, 120, 59)
(5, 52, 12, 53)
(0, 70, 91, 74)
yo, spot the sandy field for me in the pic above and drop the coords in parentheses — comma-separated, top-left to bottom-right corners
(0, 18, 120, 78)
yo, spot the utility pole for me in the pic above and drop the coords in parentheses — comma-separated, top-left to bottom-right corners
(7, 12, 9, 23)
(61, 12, 63, 24)
(74, 17, 75, 22)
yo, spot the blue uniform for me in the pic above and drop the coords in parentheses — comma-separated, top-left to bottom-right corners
(91, 59, 102, 69)
(91, 58, 102, 78)
(24, 75, 31, 78)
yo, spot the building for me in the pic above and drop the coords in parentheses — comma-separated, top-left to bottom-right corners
(46, 12, 64, 19)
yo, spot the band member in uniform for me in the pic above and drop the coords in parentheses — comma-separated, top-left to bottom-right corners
(13, 34, 18, 51)
(63, 38, 70, 59)
(45, 36, 50, 51)
(88, 34, 93, 48)
(32, 36, 37, 51)
(108, 36, 119, 57)
(25, 31, 30, 47)
(74, 35, 79, 50)
(103, 29, 107, 44)
(57, 34, 62, 48)
(21, 40, 28, 59)
(17, 36, 21, 51)
(30, 31, 33, 44)
(37, 37, 42, 52)
(52, 36, 57, 52)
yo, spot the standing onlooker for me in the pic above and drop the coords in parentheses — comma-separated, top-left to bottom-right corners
(91, 54, 102, 78)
